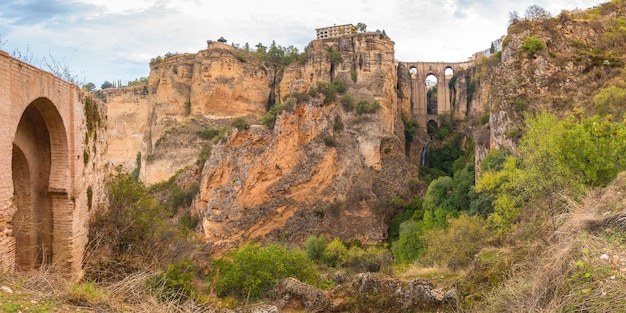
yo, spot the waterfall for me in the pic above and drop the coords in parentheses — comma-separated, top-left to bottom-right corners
(421, 143, 428, 166)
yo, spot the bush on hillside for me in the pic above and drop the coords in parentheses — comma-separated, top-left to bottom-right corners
(231, 117, 250, 130)
(521, 36, 545, 56)
(210, 244, 316, 300)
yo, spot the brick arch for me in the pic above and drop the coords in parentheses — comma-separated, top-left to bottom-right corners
(12, 97, 70, 270)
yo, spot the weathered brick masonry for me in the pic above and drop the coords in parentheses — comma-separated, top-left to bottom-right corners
(0, 50, 105, 278)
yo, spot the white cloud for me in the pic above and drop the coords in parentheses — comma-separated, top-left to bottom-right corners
(0, 0, 608, 85)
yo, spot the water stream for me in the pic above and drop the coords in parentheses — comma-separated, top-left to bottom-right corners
(421, 142, 428, 166)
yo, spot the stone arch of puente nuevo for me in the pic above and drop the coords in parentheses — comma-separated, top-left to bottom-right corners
(402, 61, 472, 132)
(0, 51, 106, 278)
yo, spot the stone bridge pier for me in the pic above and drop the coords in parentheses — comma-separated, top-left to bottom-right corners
(403, 61, 472, 133)
(0, 51, 104, 277)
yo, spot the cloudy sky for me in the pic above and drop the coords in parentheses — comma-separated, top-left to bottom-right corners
(0, 0, 608, 87)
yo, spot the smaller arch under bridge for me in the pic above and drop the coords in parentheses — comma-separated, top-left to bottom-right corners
(0, 50, 101, 277)
(403, 61, 472, 133)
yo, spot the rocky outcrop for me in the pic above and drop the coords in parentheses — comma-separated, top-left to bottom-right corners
(280, 33, 399, 134)
(105, 43, 274, 184)
(274, 274, 457, 313)
(351, 272, 457, 312)
(194, 33, 417, 254)
(276, 277, 331, 312)
(485, 9, 626, 153)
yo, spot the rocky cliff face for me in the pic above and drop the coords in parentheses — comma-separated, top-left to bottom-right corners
(485, 6, 626, 153)
(104, 33, 417, 253)
(192, 33, 416, 254)
(105, 43, 275, 184)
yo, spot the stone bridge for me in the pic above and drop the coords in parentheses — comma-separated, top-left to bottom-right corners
(403, 61, 472, 132)
(0, 50, 104, 277)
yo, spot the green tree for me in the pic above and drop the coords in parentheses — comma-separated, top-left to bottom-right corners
(321, 238, 348, 267)
(83, 82, 96, 92)
(101, 80, 114, 89)
(92, 173, 173, 259)
(391, 220, 425, 263)
(559, 111, 626, 187)
(305, 235, 326, 261)
(593, 85, 626, 116)
(355, 22, 367, 33)
(476, 110, 626, 240)
(524, 4, 551, 20)
(211, 244, 316, 300)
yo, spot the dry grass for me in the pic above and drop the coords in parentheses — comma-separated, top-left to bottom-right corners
(0, 268, 214, 313)
(393, 263, 460, 290)
(471, 173, 626, 313)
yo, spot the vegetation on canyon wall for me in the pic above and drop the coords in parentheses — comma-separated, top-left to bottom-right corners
(5, 2, 626, 313)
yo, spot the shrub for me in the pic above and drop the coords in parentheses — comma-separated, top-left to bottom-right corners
(211, 244, 316, 300)
(305, 235, 326, 261)
(168, 182, 199, 213)
(504, 128, 522, 140)
(92, 173, 172, 259)
(593, 85, 626, 116)
(341, 95, 354, 111)
(197, 144, 211, 166)
(148, 259, 196, 303)
(356, 99, 381, 114)
(328, 49, 342, 67)
(521, 36, 546, 56)
(196, 128, 222, 140)
(388, 197, 422, 242)
(402, 113, 419, 151)
(344, 245, 393, 273)
(86, 186, 93, 210)
(231, 117, 250, 130)
(422, 213, 489, 270)
(333, 116, 344, 132)
(333, 79, 346, 94)
(322, 238, 349, 267)
(479, 114, 490, 125)
(178, 212, 199, 231)
(318, 131, 337, 147)
(351, 70, 357, 82)
(448, 75, 457, 89)
(317, 81, 337, 104)
(261, 103, 284, 129)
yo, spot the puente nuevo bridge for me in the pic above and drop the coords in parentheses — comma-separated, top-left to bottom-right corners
(404, 61, 473, 131)
(0, 51, 104, 277)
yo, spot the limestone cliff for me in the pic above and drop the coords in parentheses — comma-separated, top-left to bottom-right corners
(105, 43, 274, 184)
(193, 33, 416, 254)
(484, 6, 626, 153)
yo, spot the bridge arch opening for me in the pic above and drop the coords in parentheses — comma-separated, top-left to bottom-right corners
(426, 74, 438, 115)
(444, 67, 454, 78)
(409, 66, 417, 79)
(427, 119, 438, 137)
(12, 97, 70, 270)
